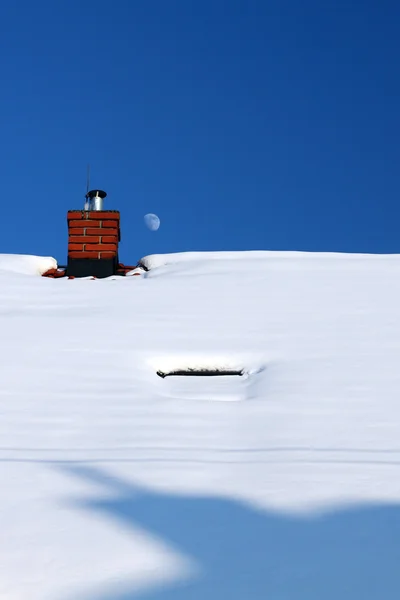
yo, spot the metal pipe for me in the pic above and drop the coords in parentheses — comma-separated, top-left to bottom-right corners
(85, 189, 107, 211)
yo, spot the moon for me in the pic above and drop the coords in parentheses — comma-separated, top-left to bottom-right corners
(144, 213, 160, 231)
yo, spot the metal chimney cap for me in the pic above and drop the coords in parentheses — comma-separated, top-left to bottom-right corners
(86, 189, 107, 199)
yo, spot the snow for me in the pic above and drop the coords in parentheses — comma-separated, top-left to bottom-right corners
(1, 249, 400, 599)
(0, 253, 57, 276)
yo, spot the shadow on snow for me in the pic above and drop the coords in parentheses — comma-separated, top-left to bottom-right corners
(60, 463, 400, 600)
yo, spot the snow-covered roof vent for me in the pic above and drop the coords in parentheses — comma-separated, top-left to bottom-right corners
(148, 355, 266, 402)
(157, 368, 244, 378)
(151, 355, 248, 377)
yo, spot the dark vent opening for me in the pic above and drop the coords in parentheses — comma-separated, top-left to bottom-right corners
(157, 369, 244, 379)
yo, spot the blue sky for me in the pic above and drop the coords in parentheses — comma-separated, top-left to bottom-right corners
(0, 0, 399, 264)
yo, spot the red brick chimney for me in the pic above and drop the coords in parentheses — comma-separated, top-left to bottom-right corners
(66, 189, 121, 278)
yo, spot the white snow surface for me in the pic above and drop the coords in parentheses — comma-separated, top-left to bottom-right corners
(0, 253, 57, 276)
(1, 249, 400, 599)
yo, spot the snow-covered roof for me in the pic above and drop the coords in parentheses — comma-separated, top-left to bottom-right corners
(1, 250, 400, 598)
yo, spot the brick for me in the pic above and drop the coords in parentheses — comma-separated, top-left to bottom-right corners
(67, 211, 84, 220)
(42, 268, 66, 278)
(103, 230, 119, 239)
(85, 243, 117, 252)
(101, 235, 118, 244)
(68, 228, 85, 236)
(68, 243, 85, 252)
(86, 227, 119, 236)
(85, 211, 120, 221)
(84, 235, 103, 244)
(99, 252, 117, 259)
(68, 236, 88, 244)
(85, 228, 104, 236)
(101, 220, 119, 229)
(42, 268, 57, 277)
(68, 211, 120, 219)
(68, 251, 100, 259)
(68, 220, 100, 228)
(67, 210, 120, 220)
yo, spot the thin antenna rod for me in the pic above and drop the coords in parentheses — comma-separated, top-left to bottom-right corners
(84, 164, 91, 210)
(86, 164, 90, 195)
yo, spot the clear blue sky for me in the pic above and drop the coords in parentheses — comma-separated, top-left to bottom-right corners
(0, 0, 399, 264)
